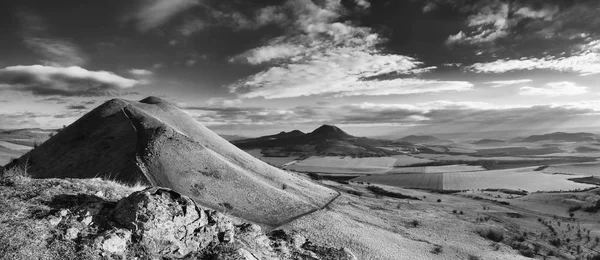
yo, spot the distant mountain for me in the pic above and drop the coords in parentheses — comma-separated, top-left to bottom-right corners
(473, 139, 506, 145)
(521, 132, 598, 142)
(399, 135, 443, 144)
(233, 125, 406, 157)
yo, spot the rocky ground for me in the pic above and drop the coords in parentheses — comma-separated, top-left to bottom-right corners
(0, 169, 355, 260)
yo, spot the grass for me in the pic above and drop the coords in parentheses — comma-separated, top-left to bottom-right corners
(0, 168, 149, 259)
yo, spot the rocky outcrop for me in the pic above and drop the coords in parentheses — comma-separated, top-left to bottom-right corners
(39, 186, 355, 259)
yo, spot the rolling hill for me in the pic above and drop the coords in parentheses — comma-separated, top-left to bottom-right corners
(4, 96, 336, 226)
(521, 132, 598, 142)
(399, 135, 444, 144)
(233, 125, 411, 157)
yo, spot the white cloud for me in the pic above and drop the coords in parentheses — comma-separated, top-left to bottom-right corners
(485, 79, 533, 88)
(229, 0, 467, 99)
(446, 2, 560, 45)
(130, 0, 199, 32)
(0, 65, 139, 96)
(446, 2, 510, 45)
(468, 41, 600, 75)
(354, 0, 370, 9)
(206, 98, 242, 107)
(128, 69, 153, 76)
(514, 5, 559, 20)
(519, 82, 588, 97)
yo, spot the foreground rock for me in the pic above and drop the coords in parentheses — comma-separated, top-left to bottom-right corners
(0, 176, 354, 260)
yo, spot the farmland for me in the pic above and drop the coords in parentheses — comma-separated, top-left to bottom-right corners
(542, 162, 600, 177)
(386, 164, 485, 174)
(390, 154, 433, 166)
(284, 156, 396, 174)
(352, 166, 596, 192)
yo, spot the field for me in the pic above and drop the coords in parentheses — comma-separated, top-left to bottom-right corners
(284, 156, 396, 174)
(542, 162, 600, 176)
(353, 173, 443, 189)
(415, 153, 547, 161)
(353, 166, 596, 192)
(387, 165, 485, 174)
(390, 154, 433, 166)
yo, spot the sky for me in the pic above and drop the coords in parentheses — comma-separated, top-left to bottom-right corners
(1, 0, 600, 137)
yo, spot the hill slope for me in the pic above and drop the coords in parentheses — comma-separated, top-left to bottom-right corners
(233, 125, 407, 157)
(4, 97, 336, 226)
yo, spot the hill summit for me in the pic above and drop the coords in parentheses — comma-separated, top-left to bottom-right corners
(308, 124, 352, 139)
(5, 97, 336, 226)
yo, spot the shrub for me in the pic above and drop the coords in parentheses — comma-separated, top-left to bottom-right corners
(410, 220, 420, 227)
(453, 209, 457, 214)
(437, 199, 442, 203)
(282, 184, 288, 190)
(467, 254, 480, 260)
(549, 238, 561, 247)
(366, 186, 420, 200)
(459, 211, 464, 215)
(519, 249, 534, 257)
(477, 228, 504, 242)
(345, 190, 363, 197)
(431, 245, 442, 254)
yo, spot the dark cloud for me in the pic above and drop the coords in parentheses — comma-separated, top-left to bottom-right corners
(0, 65, 139, 97)
(66, 104, 88, 110)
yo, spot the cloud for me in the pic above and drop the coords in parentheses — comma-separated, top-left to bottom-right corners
(66, 104, 88, 110)
(184, 100, 600, 133)
(18, 11, 87, 66)
(179, 17, 206, 36)
(467, 41, 600, 75)
(205, 98, 242, 107)
(128, 69, 153, 76)
(129, 0, 200, 32)
(519, 82, 588, 97)
(485, 79, 532, 88)
(229, 0, 469, 99)
(0, 65, 139, 96)
(354, 0, 371, 9)
(444, 1, 560, 45)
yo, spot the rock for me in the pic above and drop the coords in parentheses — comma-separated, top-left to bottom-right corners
(59, 209, 69, 217)
(65, 227, 79, 240)
(82, 215, 93, 226)
(100, 230, 131, 255)
(48, 216, 62, 226)
(112, 187, 208, 258)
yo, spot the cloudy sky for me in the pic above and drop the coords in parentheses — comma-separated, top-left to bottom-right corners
(1, 0, 600, 137)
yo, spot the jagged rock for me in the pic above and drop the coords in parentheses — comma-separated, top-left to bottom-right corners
(113, 187, 208, 258)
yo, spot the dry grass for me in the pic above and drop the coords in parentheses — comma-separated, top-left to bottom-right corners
(0, 171, 149, 259)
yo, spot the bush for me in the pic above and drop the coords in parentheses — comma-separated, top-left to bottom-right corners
(410, 220, 420, 227)
(477, 228, 504, 242)
(431, 245, 442, 254)
(453, 209, 457, 214)
(366, 186, 420, 200)
(345, 190, 363, 197)
(467, 254, 480, 260)
(437, 199, 442, 203)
